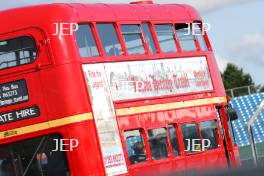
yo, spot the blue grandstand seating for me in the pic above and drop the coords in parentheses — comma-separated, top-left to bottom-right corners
(230, 93, 264, 146)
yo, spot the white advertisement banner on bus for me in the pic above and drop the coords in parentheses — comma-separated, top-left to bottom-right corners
(104, 56, 213, 101)
(82, 64, 128, 176)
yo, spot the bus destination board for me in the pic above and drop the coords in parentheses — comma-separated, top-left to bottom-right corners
(0, 106, 40, 125)
(0, 79, 29, 107)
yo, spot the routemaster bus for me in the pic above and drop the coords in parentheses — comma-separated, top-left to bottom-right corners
(0, 1, 240, 176)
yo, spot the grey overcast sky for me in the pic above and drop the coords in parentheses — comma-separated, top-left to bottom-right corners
(1, 0, 264, 85)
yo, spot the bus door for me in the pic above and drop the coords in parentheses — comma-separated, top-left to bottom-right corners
(82, 64, 128, 176)
(178, 108, 206, 173)
(195, 106, 228, 171)
(216, 106, 237, 167)
(181, 122, 206, 172)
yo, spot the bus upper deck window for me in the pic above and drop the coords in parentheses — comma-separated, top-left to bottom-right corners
(142, 23, 156, 53)
(193, 23, 208, 51)
(121, 25, 145, 55)
(148, 128, 168, 160)
(96, 23, 122, 56)
(155, 24, 177, 53)
(176, 23, 197, 51)
(0, 36, 37, 70)
(76, 24, 99, 57)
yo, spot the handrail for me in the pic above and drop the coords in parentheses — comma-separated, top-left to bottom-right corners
(226, 85, 255, 98)
(247, 100, 264, 166)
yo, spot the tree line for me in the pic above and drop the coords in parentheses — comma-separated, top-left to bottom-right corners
(221, 63, 264, 97)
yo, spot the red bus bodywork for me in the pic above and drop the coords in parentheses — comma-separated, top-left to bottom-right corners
(0, 2, 240, 176)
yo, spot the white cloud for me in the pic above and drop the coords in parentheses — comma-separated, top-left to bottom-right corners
(215, 55, 229, 72)
(227, 33, 264, 65)
(230, 33, 264, 51)
(225, 33, 264, 85)
(0, 0, 258, 12)
(174, 0, 255, 12)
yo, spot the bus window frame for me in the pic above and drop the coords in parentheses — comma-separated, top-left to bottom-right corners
(200, 119, 223, 150)
(167, 124, 181, 157)
(141, 22, 155, 55)
(0, 28, 51, 76)
(174, 22, 200, 52)
(123, 128, 149, 165)
(195, 22, 213, 51)
(203, 30, 212, 51)
(96, 22, 126, 57)
(115, 21, 162, 58)
(179, 117, 222, 155)
(74, 23, 102, 58)
(147, 127, 170, 161)
(122, 128, 152, 167)
(179, 121, 204, 155)
(77, 21, 214, 65)
(147, 22, 161, 54)
(119, 23, 148, 55)
(153, 22, 178, 54)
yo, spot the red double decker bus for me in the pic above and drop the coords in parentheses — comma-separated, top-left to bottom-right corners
(0, 1, 240, 176)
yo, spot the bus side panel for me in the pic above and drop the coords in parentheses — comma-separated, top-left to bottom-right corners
(40, 63, 91, 120)
(202, 149, 228, 171)
(64, 121, 105, 176)
(118, 104, 229, 175)
(118, 110, 187, 175)
(0, 71, 48, 132)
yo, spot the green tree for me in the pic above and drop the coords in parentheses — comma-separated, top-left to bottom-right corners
(221, 63, 256, 97)
(222, 63, 254, 89)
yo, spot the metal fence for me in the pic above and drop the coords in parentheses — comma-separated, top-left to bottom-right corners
(226, 85, 259, 98)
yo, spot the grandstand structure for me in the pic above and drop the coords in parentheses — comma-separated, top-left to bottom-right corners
(230, 93, 264, 146)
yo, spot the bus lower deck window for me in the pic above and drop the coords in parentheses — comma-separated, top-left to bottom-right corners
(124, 129, 147, 164)
(181, 123, 201, 153)
(155, 24, 177, 53)
(97, 23, 123, 56)
(76, 24, 99, 57)
(0, 36, 37, 70)
(176, 23, 197, 51)
(200, 121, 218, 149)
(0, 134, 70, 176)
(121, 25, 145, 55)
(168, 125, 180, 156)
(148, 128, 168, 160)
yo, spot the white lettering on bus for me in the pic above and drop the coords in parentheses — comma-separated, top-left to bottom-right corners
(2, 90, 18, 98)
(16, 107, 37, 119)
(0, 113, 14, 123)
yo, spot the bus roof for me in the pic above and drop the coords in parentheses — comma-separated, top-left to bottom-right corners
(0, 3, 202, 34)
